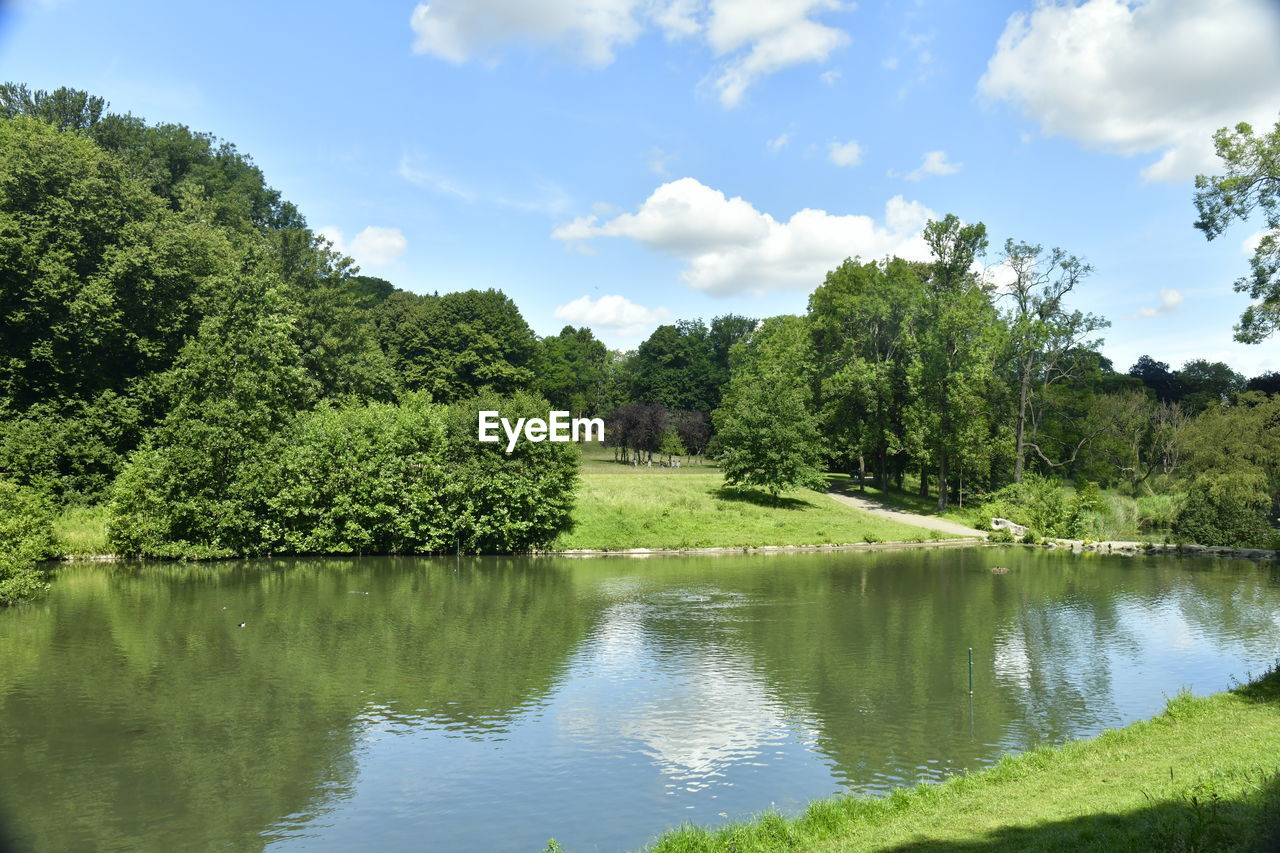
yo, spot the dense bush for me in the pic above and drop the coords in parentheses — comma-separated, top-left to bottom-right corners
(0, 479, 58, 604)
(974, 475, 1097, 539)
(1173, 471, 1275, 548)
(110, 392, 578, 557)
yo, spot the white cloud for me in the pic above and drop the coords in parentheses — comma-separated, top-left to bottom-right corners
(552, 177, 935, 295)
(318, 226, 408, 267)
(1243, 229, 1279, 255)
(904, 150, 961, 181)
(410, 0, 849, 107)
(766, 132, 793, 153)
(555, 293, 671, 327)
(827, 139, 863, 167)
(1136, 287, 1184, 318)
(819, 68, 841, 85)
(979, 0, 1280, 181)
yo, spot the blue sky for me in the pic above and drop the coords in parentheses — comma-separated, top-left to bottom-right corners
(4, 0, 1279, 375)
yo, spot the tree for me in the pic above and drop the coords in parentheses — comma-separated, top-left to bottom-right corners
(913, 215, 1001, 511)
(1000, 239, 1106, 481)
(1194, 115, 1280, 342)
(713, 372, 825, 500)
(809, 258, 923, 489)
(534, 326, 610, 414)
(629, 320, 717, 412)
(108, 260, 317, 555)
(1127, 355, 1181, 404)
(1174, 359, 1245, 413)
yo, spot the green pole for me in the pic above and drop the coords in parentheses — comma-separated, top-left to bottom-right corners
(968, 647, 973, 694)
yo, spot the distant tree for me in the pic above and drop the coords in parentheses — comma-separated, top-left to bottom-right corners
(1194, 115, 1280, 342)
(629, 320, 717, 411)
(535, 325, 610, 414)
(1174, 359, 1245, 412)
(1247, 371, 1280, 394)
(671, 409, 711, 456)
(713, 372, 826, 500)
(1127, 356, 1182, 403)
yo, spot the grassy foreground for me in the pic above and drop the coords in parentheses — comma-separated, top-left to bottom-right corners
(642, 667, 1280, 852)
(554, 446, 943, 551)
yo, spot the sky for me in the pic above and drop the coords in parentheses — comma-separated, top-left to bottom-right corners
(3, 0, 1279, 376)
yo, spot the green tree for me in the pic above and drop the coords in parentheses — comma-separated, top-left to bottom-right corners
(1174, 359, 1245, 413)
(809, 258, 923, 489)
(0, 478, 57, 604)
(108, 260, 317, 555)
(1173, 470, 1274, 548)
(534, 325, 610, 413)
(913, 215, 1003, 511)
(713, 372, 826, 500)
(1001, 239, 1106, 481)
(1194, 115, 1280, 342)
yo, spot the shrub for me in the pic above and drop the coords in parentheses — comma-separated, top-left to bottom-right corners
(110, 392, 580, 557)
(0, 479, 58, 604)
(1173, 471, 1273, 548)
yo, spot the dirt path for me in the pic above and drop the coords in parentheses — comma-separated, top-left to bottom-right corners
(827, 490, 989, 539)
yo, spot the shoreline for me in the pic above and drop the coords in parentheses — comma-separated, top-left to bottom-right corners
(640, 665, 1280, 852)
(55, 537, 1278, 564)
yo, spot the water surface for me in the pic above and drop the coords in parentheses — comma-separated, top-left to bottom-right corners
(1, 548, 1278, 852)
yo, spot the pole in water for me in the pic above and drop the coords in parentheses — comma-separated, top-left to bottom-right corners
(968, 647, 974, 694)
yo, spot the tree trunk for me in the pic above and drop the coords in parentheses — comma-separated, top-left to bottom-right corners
(919, 461, 929, 498)
(937, 454, 949, 512)
(858, 455, 866, 492)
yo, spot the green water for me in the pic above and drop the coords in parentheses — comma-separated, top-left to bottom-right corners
(1, 548, 1278, 852)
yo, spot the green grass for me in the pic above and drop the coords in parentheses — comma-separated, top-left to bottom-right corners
(554, 446, 949, 550)
(643, 665, 1280, 852)
(53, 504, 110, 556)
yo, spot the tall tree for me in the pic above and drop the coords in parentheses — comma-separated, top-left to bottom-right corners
(809, 258, 923, 489)
(914, 215, 1000, 511)
(1194, 115, 1280, 342)
(1001, 239, 1106, 481)
(713, 372, 826, 501)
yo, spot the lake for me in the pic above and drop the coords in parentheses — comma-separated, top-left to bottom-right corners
(1, 548, 1278, 852)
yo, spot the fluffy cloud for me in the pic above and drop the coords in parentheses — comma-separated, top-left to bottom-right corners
(904, 150, 961, 181)
(552, 177, 934, 295)
(827, 140, 863, 167)
(410, 0, 849, 106)
(1136, 288, 1184, 318)
(318, 225, 408, 267)
(555, 294, 671, 329)
(980, 0, 1280, 181)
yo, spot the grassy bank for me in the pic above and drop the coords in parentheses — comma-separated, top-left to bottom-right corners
(554, 447, 944, 551)
(642, 666, 1280, 852)
(53, 505, 110, 557)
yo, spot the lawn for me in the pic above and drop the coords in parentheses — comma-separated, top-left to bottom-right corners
(553, 445, 949, 551)
(644, 665, 1280, 852)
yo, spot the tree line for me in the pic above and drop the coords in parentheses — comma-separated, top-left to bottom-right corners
(1, 85, 1277, 602)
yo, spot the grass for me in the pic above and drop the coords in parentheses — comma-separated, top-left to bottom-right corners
(554, 446, 949, 551)
(642, 665, 1280, 852)
(53, 504, 110, 556)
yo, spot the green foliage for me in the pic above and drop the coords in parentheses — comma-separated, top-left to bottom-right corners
(1173, 471, 1274, 548)
(534, 325, 611, 414)
(0, 478, 57, 604)
(713, 372, 826, 498)
(1194, 116, 1280, 342)
(107, 264, 316, 556)
(111, 390, 578, 557)
(975, 474, 1099, 539)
